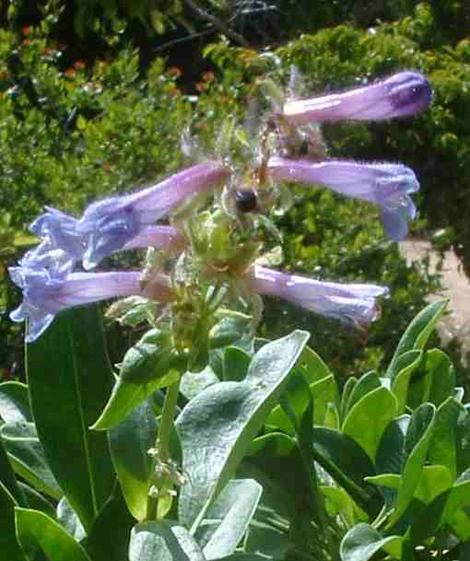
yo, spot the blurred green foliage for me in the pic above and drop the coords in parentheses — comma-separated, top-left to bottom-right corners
(1, 2, 469, 381)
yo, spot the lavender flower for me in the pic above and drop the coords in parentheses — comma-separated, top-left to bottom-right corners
(123, 225, 185, 252)
(30, 208, 185, 272)
(268, 157, 419, 240)
(30, 207, 84, 258)
(9, 266, 150, 342)
(283, 71, 431, 125)
(76, 161, 229, 269)
(248, 265, 388, 328)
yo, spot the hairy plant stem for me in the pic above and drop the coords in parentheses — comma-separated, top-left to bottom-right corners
(146, 377, 182, 520)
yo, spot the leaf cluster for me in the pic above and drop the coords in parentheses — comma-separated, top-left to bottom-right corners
(2, 300, 470, 560)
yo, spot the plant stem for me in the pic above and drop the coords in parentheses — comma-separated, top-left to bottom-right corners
(145, 377, 181, 520)
(158, 378, 181, 463)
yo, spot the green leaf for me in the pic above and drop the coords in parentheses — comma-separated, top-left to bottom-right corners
(0, 433, 24, 506)
(323, 402, 340, 429)
(92, 329, 182, 431)
(209, 551, 273, 561)
(209, 313, 253, 351)
(241, 435, 306, 559)
(409, 487, 451, 545)
(429, 397, 462, 480)
(344, 372, 381, 416)
(387, 403, 436, 528)
(448, 509, 470, 541)
(0, 482, 26, 561)
(86, 485, 134, 561)
(120, 329, 181, 384)
(457, 410, 470, 474)
(129, 521, 205, 561)
(386, 300, 447, 378)
(267, 368, 339, 432)
(56, 498, 85, 542)
(244, 517, 288, 561)
(278, 370, 325, 526)
(92, 369, 179, 431)
(321, 485, 365, 526)
(196, 479, 262, 560)
(312, 428, 380, 516)
(364, 473, 400, 490)
(223, 347, 251, 382)
(19, 483, 55, 518)
(376, 415, 410, 475)
(425, 349, 456, 406)
(390, 350, 423, 414)
(15, 507, 91, 561)
(311, 374, 340, 426)
(441, 470, 470, 525)
(0, 382, 31, 424)
(340, 523, 402, 561)
(342, 387, 397, 461)
(267, 369, 312, 433)
(26, 306, 115, 530)
(414, 465, 453, 504)
(297, 346, 333, 384)
(368, 466, 452, 508)
(177, 330, 309, 529)
(1, 421, 62, 499)
(340, 377, 357, 421)
(108, 394, 158, 520)
(181, 368, 219, 401)
(243, 432, 317, 522)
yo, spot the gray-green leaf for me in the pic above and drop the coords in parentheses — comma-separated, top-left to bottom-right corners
(177, 330, 309, 529)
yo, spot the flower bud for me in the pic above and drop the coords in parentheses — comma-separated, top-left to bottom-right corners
(283, 71, 431, 125)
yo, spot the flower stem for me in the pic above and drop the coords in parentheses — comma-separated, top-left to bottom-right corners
(146, 377, 181, 520)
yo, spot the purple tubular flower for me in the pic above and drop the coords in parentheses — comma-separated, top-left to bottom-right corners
(29, 212, 185, 272)
(9, 267, 146, 342)
(77, 161, 229, 269)
(283, 71, 431, 125)
(123, 225, 185, 252)
(19, 244, 74, 280)
(268, 157, 419, 241)
(248, 265, 388, 328)
(29, 207, 86, 265)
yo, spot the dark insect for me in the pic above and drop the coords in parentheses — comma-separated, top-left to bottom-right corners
(235, 189, 258, 213)
(298, 138, 310, 156)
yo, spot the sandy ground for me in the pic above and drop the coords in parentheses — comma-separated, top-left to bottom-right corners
(400, 240, 470, 364)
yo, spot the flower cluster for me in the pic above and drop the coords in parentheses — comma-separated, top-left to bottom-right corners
(10, 71, 431, 344)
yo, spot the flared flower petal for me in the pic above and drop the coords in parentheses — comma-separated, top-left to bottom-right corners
(248, 265, 388, 328)
(29, 215, 186, 273)
(30, 207, 85, 259)
(268, 157, 419, 241)
(283, 71, 432, 125)
(77, 161, 229, 269)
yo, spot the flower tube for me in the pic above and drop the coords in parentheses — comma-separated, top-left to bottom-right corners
(248, 265, 388, 328)
(283, 71, 432, 125)
(77, 161, 229, 269)
(9, 266, 171, 342)
(123, 225, 186, 252)
(268, 157, 419, 241)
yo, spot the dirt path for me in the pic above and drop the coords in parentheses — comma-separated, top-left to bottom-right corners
(400, 240, 470, 365)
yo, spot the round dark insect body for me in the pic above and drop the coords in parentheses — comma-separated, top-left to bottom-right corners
(235, 189, 258, 213)
(298, 138, 310, 156)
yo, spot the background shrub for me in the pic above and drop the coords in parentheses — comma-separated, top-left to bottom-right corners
(1, 2, 469, 382)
